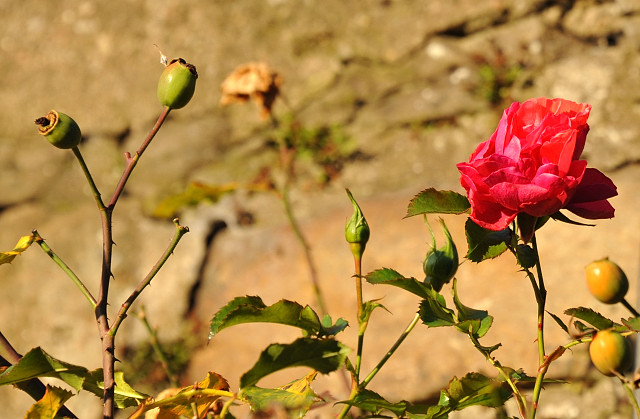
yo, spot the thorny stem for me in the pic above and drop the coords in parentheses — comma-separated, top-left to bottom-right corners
(31, 230, 97, 309)
(529, 234, 547, 419)
(135, 305, 180, 387)
(109, 219, 189, 337)
(109, 106, 171, 208)
(73, 107, 172, 419)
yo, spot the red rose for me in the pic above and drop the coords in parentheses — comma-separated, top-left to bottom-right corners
(457, 97, 617, 231)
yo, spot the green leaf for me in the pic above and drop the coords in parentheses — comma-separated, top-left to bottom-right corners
(82, 369, 149, 408)
(469, 333, 502, 355)
(452, 278, 493, 338)
(564, 307, 618, 330)
(240, 337, 349, 389)
(339, 389, 411, 417)
(242, 371, 322, 418)
(547, 311, 568, 334)
(406, 189, 470, 217)
(320, 314, 349, 336)
(621, 317, 640, 332)
(25, 385, 73, 419)
(404, 373, 510, 418)
(209, 297, 329, 339)
(365, 268, 434, 299)
(0, 347, 87, 392)
(419, 297, 456, 328)
(445, 372, 511, 410)
(465, 219, 512, 262)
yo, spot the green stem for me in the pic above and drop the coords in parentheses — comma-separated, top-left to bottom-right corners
(31, 230, 97, 309)
(622, 379, 640, 418)
(361, 313, 420, 389)
(337, 313, 422, 419)
(72, 146, 106, 210)
(621, 298, 640, 317)
(109, 219, 189, 337)
(218, 394, 237, 419)
(529, 234, 547, 419)
(354, 255, 364, 381)
(471, 336, 527, 418)
(281, 185, 327, 314)
(270, 114, 327, 315)
(135, 305, 180, 387)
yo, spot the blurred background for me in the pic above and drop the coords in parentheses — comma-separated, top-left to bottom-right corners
(1, 0, 640, 417)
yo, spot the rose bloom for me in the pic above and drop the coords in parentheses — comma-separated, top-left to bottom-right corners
(457, 97, 617, 231)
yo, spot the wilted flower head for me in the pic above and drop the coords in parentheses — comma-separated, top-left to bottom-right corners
(220, 62, 282, 119)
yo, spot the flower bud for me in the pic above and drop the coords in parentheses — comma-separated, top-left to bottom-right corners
(35, 110, 82, 149)
(157, 58, 198, 109)
(423, 219, 458, 292)
(345, 189, 370, 260)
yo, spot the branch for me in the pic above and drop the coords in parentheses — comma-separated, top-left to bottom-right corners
(109, 219, 189, 337)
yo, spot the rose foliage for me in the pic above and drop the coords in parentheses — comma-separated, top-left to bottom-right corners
(457, 97, 617, 231)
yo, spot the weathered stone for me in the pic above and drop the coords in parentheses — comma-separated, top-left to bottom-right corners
(2, 0, 640, 417)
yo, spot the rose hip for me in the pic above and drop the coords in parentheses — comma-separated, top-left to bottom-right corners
(585, 259, 628, 304)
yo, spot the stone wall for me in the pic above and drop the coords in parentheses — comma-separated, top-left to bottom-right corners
(1, 1, 640, 417)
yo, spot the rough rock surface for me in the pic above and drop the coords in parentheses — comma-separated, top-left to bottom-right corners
(1, 1, 640, 417)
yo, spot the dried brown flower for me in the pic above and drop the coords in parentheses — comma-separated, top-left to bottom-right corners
(220, 62, 282, 118)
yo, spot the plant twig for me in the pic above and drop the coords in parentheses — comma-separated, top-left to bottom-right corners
(31, 230, 97, 309)
(271, 115, 327, 315)
(621, 379, 640, 418)
(87, 107, 171, 419)
(109, 219, 189, 337)
(529, 234, 547, 419)
(337, 313, 421, 419)
(135, 305, 180, 387)
(621, 298, 640, 317)
(109, 106, 171, 208)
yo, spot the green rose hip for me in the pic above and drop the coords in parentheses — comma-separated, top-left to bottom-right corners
(157, 58, 198, 109)
(35, 110, 82, 149)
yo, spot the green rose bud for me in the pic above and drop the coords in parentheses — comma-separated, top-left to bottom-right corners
(423, 219, 458, 292)
(35, 110, 82, 149)
(345, 189, 370, 260)
(157, 58, 198, 109)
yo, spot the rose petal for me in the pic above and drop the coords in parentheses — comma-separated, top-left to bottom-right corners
(566, 200, 615, 219)
(569, 168, 618, 204)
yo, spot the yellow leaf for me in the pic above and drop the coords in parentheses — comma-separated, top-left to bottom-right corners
(24, 385, 73, 419)
(0, 235, 35, 265)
